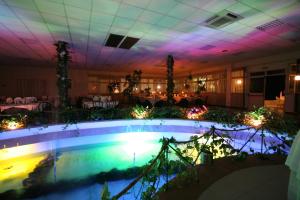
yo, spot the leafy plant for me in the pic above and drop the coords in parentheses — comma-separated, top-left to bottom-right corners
(123, 70, 142, 99)
(177, 98, 189, 108)
(151, 107, 184, 118)
(107, 81, 120, 94)
(167, 55, 175, 105)
(131, 105, 151, 119)
(55, 41, 71, 109)
(100, 183, 110, 200)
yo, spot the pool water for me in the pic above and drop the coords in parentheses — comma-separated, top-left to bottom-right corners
(0, 132, 194, 199)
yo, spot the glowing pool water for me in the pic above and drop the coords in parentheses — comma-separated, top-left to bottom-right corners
(0, 119, 287, 199)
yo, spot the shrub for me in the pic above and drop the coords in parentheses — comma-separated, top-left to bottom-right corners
(177, 98, 189, 108)
(194, 98, 205, 107)
(142, 100, 153, 109)
(154, 100, 167, 108)
(151, 107, 184, 118)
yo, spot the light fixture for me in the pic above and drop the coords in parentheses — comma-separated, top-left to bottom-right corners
(236, 79, 242, 85)
(157, 85, 161, 89)
(295, 75, 300, 81)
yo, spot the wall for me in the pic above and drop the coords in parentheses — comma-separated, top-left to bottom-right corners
(0, 66, 88, 103)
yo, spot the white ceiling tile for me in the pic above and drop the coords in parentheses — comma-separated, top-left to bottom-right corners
(35, 0, 65, 17)
(156, 16, 181, 28)
(112, 16, 135, 29)
(5, 0, 37, 11)
(185, 9, 213, 24)
(122, 0, 151, 8)
(172, 21, 198, 33)
(42, 13, 68, 26)
(110, 26, 129, 35)
(64, 0, 92, 11)
(93, 0, 120, 15)
(117, 3, 143, 20)
(167, 3, 197, 20)
(65, 6, 91, 21)
(138, 10, 163, 24)
(0, 4, 16, 17)
(147, 0, 178, 14)
(91, 12, 114, 26)
(200, 0, 236, 13)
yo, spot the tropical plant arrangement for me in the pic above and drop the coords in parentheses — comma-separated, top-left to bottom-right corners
(55, 41, 71, 109)
(123, 70, 142, 99)
(144, 87, 151, 96)
(107, 81, 120, 94)
(196, 79, 206, 95)
(131, 105, 152, 119)
(166, 55, 175, 105)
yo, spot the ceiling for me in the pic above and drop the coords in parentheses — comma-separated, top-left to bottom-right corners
(0, 0, 300, 74)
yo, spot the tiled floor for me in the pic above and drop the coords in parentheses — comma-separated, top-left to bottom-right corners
(198, 165, 289, 200)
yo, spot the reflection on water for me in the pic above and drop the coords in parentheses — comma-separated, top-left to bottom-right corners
(0, 154, 46, 193)
(0, 132, 184, 197)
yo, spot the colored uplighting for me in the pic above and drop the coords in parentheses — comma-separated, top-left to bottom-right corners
(131, 105, 150, 119)
(295, 75, 300, 81)
(244, 115, 265, 128)
(1, 119, 24, 130)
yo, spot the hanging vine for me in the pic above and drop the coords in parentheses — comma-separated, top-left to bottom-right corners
(55, 41, 71, 109)
(167, 55, 175, 105)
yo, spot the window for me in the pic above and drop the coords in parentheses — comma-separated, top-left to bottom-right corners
(231, 70, 244, 93)
(250, 77, 264, 93)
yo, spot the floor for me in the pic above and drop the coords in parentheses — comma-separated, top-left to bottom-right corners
(198, 165, 290, 200)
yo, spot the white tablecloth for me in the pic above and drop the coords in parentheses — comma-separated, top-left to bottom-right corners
(0, 103, 39, 112)
(286, 130, 300, 200)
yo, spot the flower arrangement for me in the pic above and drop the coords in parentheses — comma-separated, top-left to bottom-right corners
(131, 105, 151, 119)
(186, 106, 208, 120)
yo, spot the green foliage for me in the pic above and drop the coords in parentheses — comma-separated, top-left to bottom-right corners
(90, 108, 132, 120)
(131, 105, 151, 119)
(100, 182, 110, 200)
(151, 107, 184, 119)
(59, 107, 89, 124)
(123, 70, 142, 98)
(167, 55, 175, 105)
(55, 41, 71, 109)
(202, 108, 238, 125)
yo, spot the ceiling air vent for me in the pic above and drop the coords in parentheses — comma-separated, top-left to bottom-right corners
(119, 36, 139, 49)
(204, 10, 242, 29)
(105, 34, 124, 47)
(105, 34, 139, 49)
(256, 19, 283, 31)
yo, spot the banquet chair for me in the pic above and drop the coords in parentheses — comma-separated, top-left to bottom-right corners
(6, 97, 13, 104)
(14, 97, 24, 104)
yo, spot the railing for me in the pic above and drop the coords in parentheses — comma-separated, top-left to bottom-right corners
(102, 125, 292, 200)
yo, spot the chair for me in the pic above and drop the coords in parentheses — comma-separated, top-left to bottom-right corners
(93, 96, 100, 101)
(6, 97, 13, 104)
(14, 97, 24, 104)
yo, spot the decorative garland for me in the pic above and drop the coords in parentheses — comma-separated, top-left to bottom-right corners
(167, 55, 174, 105)
(55, 41, 71, 109)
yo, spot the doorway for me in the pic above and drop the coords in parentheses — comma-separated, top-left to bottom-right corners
(264, 72, 285, 112)
(265, 75, 285, 100)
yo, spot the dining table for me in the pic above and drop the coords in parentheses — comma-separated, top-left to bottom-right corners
(0, 103, 40, 112)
